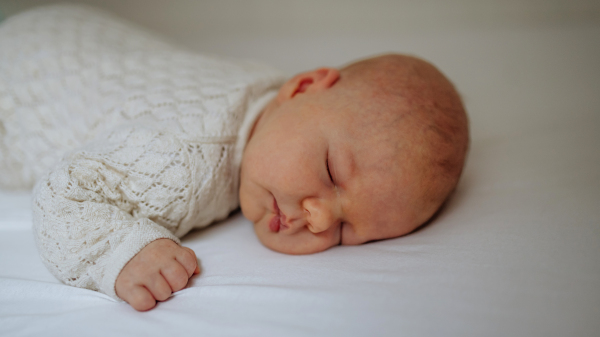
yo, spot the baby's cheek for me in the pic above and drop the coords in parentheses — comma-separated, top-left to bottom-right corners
(238, 184, 260, 223)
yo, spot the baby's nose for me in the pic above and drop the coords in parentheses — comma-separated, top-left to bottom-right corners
(302, 197, 339, 234)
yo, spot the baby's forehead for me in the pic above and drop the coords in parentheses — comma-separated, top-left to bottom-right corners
(320, 78, 429, 179)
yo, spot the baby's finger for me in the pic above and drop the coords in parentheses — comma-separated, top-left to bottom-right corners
(176, 247, 198, 277)
(125, 286, 156, 312)
(145, 273, 172, 302)
(161, 261, 190, 292)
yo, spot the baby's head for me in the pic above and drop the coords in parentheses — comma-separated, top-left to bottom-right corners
(240, 54, 468, 254)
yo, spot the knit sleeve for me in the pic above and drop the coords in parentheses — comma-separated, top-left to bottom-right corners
(32, 125, 193, 300)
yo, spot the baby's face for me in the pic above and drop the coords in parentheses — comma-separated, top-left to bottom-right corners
(240, 86, 420, 254)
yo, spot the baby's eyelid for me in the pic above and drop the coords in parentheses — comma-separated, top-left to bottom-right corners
(326, 157, 335, 184)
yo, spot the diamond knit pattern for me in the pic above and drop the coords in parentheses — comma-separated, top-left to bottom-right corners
(0, 4, 283, 299)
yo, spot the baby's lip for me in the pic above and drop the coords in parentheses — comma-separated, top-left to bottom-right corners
(269, 199, 281, 232)
(268, 198, 289, 232)
(269, 214, 280, 232)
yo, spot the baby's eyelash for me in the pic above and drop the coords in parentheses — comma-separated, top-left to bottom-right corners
(326, 158, 334, 183)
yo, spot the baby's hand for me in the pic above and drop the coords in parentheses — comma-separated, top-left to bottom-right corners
(115, 239, 200, 311)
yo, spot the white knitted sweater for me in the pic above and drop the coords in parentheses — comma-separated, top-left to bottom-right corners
(0, 5, 284, 299)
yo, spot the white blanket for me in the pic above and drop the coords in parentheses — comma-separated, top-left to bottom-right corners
(1, 7, 599, 337)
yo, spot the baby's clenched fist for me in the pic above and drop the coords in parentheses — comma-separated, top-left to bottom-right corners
(115, 239, 200, 311)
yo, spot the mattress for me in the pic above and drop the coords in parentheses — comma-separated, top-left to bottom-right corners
(1, 5, 599, 337)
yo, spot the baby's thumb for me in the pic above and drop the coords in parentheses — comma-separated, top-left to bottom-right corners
(194, 265, 200, 275)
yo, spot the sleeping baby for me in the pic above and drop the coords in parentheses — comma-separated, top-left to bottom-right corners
(0, 5, 468, 311)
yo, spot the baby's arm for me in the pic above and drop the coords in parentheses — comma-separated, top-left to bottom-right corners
(116, 239, 199, 311)
(32, 126, 195, 308)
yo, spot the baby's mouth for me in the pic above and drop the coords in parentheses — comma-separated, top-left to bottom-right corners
(268, 198, 289, 232)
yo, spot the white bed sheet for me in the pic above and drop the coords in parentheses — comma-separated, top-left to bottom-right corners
(1, 17, 600, 337)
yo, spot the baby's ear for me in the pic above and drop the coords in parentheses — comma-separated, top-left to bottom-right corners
(277, 68, 340, 102)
